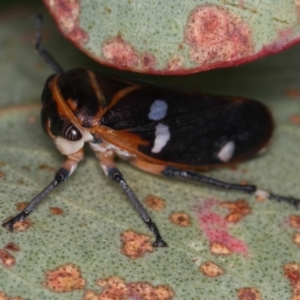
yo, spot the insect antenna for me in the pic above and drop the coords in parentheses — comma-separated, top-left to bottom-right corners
(32, 13, 64, 73)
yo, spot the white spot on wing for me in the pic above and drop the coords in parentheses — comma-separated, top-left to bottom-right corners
(217, 141, 235, 162)
(148, 100, 168, 121)
(151, 123, 170, 153)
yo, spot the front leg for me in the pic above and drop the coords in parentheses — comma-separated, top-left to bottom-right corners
(93, 150, 167, 247)
(2, 149, 84, 231)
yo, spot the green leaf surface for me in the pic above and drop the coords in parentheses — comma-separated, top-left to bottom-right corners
(44, 0, 300, 74)
(1, 1, 300, 300)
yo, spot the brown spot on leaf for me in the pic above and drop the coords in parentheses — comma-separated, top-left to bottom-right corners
(0, 292, 25, 300)
(50, 207, 64, 215)
(39, 164, 56, 172)
(44, 263, 85, 292)
(16, 202, 28, 211)
(289, 215, 300, 229)
(144, 195, 165, 211)
(0, 171, 5, 178)
(169, 212, 191, 227)
(0, 249, 16, 268)
(285, 263, 300, 284)
(102, 36, 156, 71)
(239, 180, 248, 185)
(185, 5, 253, 66)
(121, 230, 153, 259)
(292, 233, 300, 248)
(290, 115, 300, 126)
(285, 88, 300, 99)
(220, 199, 251, 223)
(83, 276, 174, 300)
(4, 243, 20, 252)
(237, 287, 262, 300)
(210, 241, 232, 255)
(255, 195, 266, 203)
(44, 0, 88, 44)
(27, 115, 37, 123)
(229, 164, 239, 171)
(200, 261, 224, 278)
(128, 282, 174, 300)
(284, 262, 300, 299)
(12, 219, 32, 232)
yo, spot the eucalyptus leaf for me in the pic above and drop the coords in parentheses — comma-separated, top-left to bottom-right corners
(44, 0, 300, 74)
(0, 1, 300, 300)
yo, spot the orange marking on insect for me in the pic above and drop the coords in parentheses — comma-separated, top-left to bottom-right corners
(86, 70, 106, 117)
(50, 75, 81, 126)
(130, 159, 166, 175)
(105, 85, 140, 111)
(92, 127, 149, 154)
(66, 98, 78, 112)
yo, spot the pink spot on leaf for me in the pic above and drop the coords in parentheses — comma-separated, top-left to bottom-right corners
(140, 53, 156, 70)
(102, 36, 156, 71)
(296, 0, 300, 18)
(264, 28, 296, 53)
(44, 0, 88, 44)
(185, 5, 253, 66)
(196, 198, 249, 256)
(103, 36, 139, 68)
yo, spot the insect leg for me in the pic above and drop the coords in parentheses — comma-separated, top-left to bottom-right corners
(31, 13, 64, 73)
(130, 159, 299, 207)
(94, 151, 167, 247)
(162, 166, 300, 207)
(2, 149, 84, 232)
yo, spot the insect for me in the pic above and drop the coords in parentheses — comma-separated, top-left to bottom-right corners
(2, 15, 299, 247)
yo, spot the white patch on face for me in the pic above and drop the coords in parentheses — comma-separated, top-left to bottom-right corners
(54, 128, 93, 155)
(151, 123, 170, 153)
(148, 100, 168, 121)
(217, 141, 235, 162)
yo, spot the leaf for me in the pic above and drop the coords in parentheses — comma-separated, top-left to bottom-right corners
(1, 1, 300, 300)
(44, 0, 300, 74)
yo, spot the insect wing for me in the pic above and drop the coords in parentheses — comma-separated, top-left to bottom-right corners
(100, 89, 274, 168)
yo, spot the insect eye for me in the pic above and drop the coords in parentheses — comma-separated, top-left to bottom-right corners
(61, 122, 82, 141)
